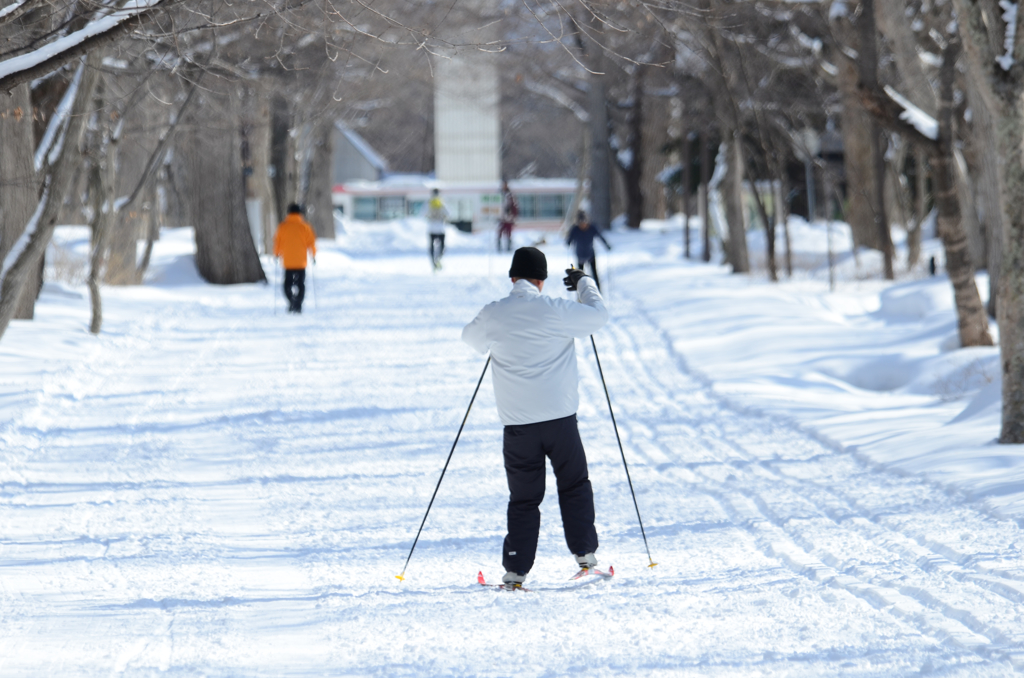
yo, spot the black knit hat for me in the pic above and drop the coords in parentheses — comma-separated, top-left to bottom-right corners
(287, 203, 303, 214)
(508, 247, 548, 280)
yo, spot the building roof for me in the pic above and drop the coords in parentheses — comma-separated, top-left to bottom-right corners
(335, 122, 389, 174)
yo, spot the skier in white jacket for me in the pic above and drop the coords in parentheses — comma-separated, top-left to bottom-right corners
(462, 246, 608, 589)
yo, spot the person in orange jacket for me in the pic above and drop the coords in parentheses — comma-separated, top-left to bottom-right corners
(273, 203, 317, 314)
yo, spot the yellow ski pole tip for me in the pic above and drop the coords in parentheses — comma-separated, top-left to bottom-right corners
(648, 561, 658, 568)
(395, 574, 405, 581)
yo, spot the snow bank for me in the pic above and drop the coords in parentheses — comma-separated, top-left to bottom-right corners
(611, 222, 1020, 519)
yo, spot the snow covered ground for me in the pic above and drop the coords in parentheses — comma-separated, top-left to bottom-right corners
(1, 217, 1023, 675)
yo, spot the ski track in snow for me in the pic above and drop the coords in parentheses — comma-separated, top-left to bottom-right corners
(1, 232, 1023, 676)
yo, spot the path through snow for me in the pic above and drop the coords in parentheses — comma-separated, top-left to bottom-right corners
(1, 224, 1023, 675)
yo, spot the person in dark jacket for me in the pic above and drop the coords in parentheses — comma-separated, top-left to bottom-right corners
(565, 210, 611, 290)
(497, 181, 518, 252)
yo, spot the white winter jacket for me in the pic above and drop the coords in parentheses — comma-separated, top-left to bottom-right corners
(462, 277, 608, 426)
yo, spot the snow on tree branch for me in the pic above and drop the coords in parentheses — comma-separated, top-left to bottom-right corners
(884, 85, 939, 140)
(0, 0, 164, 94)
(997, 1, 1019, 71)
(0, 1, 27, 20)
(0, 183, 47, 283)
(33, 61, 83, 172)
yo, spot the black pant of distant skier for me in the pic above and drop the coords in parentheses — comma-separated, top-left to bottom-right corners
(578, 256, 601, 290)
(430, 233, 446, 269)
(502, 414, 598, 575)
(283, 268, 306, 313)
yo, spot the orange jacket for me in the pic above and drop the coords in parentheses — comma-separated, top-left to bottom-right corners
(273, 214, 317, 269)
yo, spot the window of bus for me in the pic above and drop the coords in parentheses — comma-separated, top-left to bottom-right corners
(379, 196, 406, 220)
(516, 193, 571, 220)
(353, 197, 377, 221)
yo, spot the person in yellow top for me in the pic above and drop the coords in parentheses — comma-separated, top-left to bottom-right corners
(273, 203, 317, 314)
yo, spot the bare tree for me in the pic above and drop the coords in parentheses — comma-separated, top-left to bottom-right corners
(953, 0, 1024, 442)
(0, 53, 101, 340)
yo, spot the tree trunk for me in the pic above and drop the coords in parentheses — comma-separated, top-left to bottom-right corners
(964, 74, 1005, 317)
(0, 82, 38, 319)
(303, 119, 335, 238)
(954, 146, 988, 271)
(933, 41, 993, 349)
(183, 101, 266, 285)
(618, 68, 645, 230)
(838, 58, 883, 252)
(700, 134, 711, 263)
(777, 178, 792, 278)
(682, 132, 692, 258)
(998, 107, 1024, 441)
(856, 0, 895, 278)
(246, 92, 277, 253)
(270, 94, 297, 224)
(721, 135, 749, 273)
(136, 177, 159, 281)
(587, 32, 612, 230)
(0, 56, 100, 342)
(907, 145, 927, 269)
(87, 161, 111, 334)
(103, 100, 136, 285)
(752, 181, 776, 281)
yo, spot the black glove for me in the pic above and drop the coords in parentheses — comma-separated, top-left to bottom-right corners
(563, 267, 588, 291)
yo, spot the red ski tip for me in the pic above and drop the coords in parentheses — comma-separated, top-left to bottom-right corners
(476, 571, 486, 585)
(609, 565, 615, 576)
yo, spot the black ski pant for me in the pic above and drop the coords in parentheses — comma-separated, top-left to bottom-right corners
(502, 414, 598, 574)
(578, 255, 601, 290)
(429, 233, 445, 265)
(283, 268, 306, 312)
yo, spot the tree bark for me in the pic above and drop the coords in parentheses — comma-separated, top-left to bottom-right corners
(183, 96, 266, 285)
(952, 0, 1024, 441)
(857, 0, 895, 279)
(0, 82, 39, 319)
(834, 6, 894, 272)
(722, 135, 749, 273)
(776, 178, 792, 277)
(87, 161, 112, 334)
(700, 134, 711, 263)
(617, 67, 645, 230)
(0, 55, 100, 342)
(135, 177, 159, 281)
(245, 91, 277, 253)
(682, 132, 692, 258)
(270, 94, 297, 224)
(752, 180, 776, 281)
(932, 41, 993, 348)
(303, 119, 335, 238)
(963, 74, 1006, 317)
(585, 22, 612, 231)
(911, 146, 928, 270)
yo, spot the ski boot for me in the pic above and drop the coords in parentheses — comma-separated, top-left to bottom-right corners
(501, 571, 526, 591)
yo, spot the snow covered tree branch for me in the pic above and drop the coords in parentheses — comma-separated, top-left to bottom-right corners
(0, 0, 170, 95)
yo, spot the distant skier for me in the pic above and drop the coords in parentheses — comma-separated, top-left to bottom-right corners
(462, 247, 608, 590)
(426, 188, 449, 270)
(273, 203, 317, 314)
(566, 210, 612, 290)
(496, 180, 518, 252)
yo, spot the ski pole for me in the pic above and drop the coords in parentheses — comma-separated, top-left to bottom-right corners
(590, 334, 657, 569)
(310, 260, 316, 311)
(396, 355, 491, 581)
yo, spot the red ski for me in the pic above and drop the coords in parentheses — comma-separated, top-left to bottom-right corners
(477, 571, 531, 592)
(570, 565, 615, 581)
